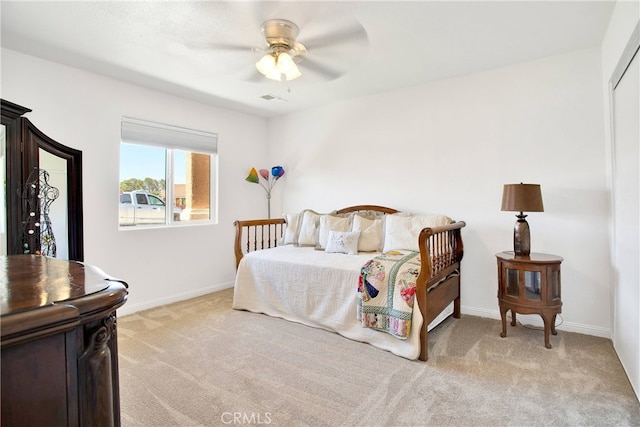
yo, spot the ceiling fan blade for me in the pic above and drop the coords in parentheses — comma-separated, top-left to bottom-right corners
(302, 25, 368, 50)
(212, 43, 255, 52)
(300, 57, 343, 81)
(183, 41, 256, 52)
(244, 68, 266, 83)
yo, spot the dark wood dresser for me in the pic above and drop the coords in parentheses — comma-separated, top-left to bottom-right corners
(1, 255, 128, 426)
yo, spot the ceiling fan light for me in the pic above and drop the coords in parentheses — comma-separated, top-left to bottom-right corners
(286, 66, 302, 81)
(275, 52, 301, 81)
(264, 67, 286, 81)
(256, 53, 277, 77)
(256, 51, 301, 82)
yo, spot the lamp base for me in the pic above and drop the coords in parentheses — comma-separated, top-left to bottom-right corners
(514, 214, 531, 256)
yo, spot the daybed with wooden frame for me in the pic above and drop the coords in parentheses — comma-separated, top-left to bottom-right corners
(233, 205, 465, 361)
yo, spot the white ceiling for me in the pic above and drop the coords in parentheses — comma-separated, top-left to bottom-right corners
(1, 1, 615, 118)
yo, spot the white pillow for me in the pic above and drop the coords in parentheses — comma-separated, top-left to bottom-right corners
(296, 210, 321, 246)
(382, 214, 452, 252)
(282, 212, 301, 245)
(317, 214, 351, 249)
(352, 214, 383, 252)
(325, 230, 361, 255)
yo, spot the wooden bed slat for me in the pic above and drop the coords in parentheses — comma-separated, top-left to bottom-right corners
(233, 218, 286, 268)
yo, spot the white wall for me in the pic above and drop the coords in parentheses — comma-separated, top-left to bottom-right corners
(0, 44, 614, 339)
(600, 1, 640, 401)
(269, 47, 611, 337)
(1, 48, 268, 315)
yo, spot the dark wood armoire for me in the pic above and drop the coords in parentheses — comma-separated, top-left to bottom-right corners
(1, 100, 127, 426)
(1, 99, 84, 260)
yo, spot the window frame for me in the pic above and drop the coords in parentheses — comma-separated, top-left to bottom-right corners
(119, 117, 218, 230)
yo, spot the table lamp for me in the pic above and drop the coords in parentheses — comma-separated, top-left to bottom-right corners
(501, 183, 544, 256)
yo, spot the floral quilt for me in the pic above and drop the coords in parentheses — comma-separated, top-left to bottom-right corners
(357, 250, 420, 339)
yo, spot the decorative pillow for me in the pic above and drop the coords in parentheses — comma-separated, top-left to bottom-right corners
(282, 212, 301, 245)
(295, 210, 321, 246)
(325, 230, 361, 255)
(317, 214, 352, 249)
(352, 214, 383, 252)
(382, 214, 453, 252)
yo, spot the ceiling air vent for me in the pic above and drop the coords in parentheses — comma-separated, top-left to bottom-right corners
(260, 94, 287, 102)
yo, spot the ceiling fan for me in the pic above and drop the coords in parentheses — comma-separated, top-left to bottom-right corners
(254, 19, 307, 82)
(197, 15, 368, 84)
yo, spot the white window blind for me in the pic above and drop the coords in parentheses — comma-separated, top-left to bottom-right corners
(121, 117, 217, 153)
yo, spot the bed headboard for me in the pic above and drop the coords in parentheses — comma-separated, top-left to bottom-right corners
(335, 205, 399, 216)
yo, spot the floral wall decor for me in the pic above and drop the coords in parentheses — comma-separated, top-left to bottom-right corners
(245, 166, 285, 218)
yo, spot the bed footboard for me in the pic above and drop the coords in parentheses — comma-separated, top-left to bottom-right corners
(415, 221, 466, 361)
(234, 218, 286, 268)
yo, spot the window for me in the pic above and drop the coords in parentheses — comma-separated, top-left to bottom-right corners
(119, 117, 217, 228)
(147, 194, 164, 206)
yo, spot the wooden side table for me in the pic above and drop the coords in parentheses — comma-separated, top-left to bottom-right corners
(496, 252, 563, 349)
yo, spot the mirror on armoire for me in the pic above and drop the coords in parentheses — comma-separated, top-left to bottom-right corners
(1, 99, 84, 261)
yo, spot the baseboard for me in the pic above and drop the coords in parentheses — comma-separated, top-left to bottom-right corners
(117, 281, 235, 317)
(461, 306, 611, 339)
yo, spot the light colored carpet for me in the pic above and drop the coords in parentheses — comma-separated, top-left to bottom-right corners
(117, 288, 639, 426)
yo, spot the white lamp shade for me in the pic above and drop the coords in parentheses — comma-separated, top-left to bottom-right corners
(256, 54, 277, 77)
(256, 52, 301, 81)
(276, 52, 301, 79)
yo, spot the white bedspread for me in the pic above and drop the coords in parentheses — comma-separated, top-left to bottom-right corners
(233, 246, 452, 360)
